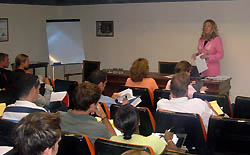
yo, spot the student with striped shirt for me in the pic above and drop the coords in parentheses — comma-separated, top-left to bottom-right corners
(2, 74, 46, 122)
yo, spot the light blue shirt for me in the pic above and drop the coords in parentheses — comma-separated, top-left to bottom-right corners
(99, 95, 115, 110)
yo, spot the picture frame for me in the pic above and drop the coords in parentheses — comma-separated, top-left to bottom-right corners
(96, 21, 114, 37)
(0, 18, 8, 42)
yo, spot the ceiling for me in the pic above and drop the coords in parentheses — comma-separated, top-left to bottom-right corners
(0, 0, 224, 6)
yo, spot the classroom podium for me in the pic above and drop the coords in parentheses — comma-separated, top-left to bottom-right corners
(103, 70, 231, 97)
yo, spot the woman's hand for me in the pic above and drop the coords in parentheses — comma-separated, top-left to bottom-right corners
(200, 53, 209, 59)
(192, 53, 197, 60)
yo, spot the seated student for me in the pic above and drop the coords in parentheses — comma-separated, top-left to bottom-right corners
(13, 54, 30, 79)
(111, 104, 177, 154)
(59, 81, 116, 144)
(88, 70, 120, 110)
(0, 53, 16, 105)
(125, 58, 158, 100)
(12, 54, 53, 107)
(11, 112, 61, 155)
(36, 76, 53, 107)
(2, 74, 47, 122)
(158, 72, 215, 131)
(165, 60, 207, 98)
(0, 53, 13, 90)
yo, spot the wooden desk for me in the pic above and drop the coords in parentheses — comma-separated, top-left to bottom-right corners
(103, 70, 231, 97)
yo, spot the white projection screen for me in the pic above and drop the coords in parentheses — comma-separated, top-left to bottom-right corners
(46, 19, 85, 65)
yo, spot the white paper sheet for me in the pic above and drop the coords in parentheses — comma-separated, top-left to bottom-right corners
(0, 146, 14, 154)
(195, 54, 208, 73)
(50, 91, 67, 102)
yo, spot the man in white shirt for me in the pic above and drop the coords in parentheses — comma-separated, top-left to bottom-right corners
(3, 74, 46, 122)
(157, 72, 215, 131)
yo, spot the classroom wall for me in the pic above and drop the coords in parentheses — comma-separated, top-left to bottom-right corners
(1, 0, 250, 100)
(59, 0, 250, 100)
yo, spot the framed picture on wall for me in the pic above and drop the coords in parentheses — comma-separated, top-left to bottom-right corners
(0, 18, 8, 42)
(96, 21, 114, 37)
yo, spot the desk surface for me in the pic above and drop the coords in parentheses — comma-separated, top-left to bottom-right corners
(104, 70, 231, 96)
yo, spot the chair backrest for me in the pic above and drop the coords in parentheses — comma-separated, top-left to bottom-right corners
(155, 111, 206, 155)
(0, 119, 17, 146)
(153, 89, 171, 107)
(0, 90, 16, 106)
(193, 92, 233, 117)
(94, 137, 154, 155)
(164, 149, 192, 155)
(234, 96, 250, 119)
(119, 86, 154, 111)
(99, 102, 111, 119)
(207, 116, 250, 155)
(110, 104, 155, 136)
(57, 134, 95, 155)
(82, 60, 100, 82)
(137, 107, 155, 136)
(54, 79, 78, 109)
(158, 61, 177, 74)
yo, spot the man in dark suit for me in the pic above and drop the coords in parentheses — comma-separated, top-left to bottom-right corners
(0, 53, 13, 90)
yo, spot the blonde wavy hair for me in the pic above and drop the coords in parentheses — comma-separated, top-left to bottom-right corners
(129, 58, 149, 82)
(200, 19, 219, 41)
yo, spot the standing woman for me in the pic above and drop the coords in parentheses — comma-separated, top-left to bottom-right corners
(192, 19, 224, 77)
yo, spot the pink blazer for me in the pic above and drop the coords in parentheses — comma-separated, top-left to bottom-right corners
(198, 36, 224, 77)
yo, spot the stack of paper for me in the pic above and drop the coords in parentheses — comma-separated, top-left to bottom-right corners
(206, 76, 231, 81)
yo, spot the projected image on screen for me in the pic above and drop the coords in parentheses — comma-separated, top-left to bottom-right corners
(46, 19, 85, 65)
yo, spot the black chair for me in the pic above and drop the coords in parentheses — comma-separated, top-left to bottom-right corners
(54, 79, 78, 109)
(94, 137, 154, 155)
(155, 111, 206, 155)
(57, 134, 95, 155)
(207, 116, 250, 155)
(0, 119, 17, 146)
(119, 86, 154, 111)
(110, 104, 121, 120)
(110, 104, 155, 136)
(193, 92, 233, 117)
(234, 96, 250, 119)
(153, 89, 171, 107)
(158, 61, 177, 74)
(0, 90, 16, 106)
(82, 60, 100, 82)
(45, 101, 68, 113)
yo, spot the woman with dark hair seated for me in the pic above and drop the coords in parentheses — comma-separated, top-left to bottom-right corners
(111, 104, 177, 154)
